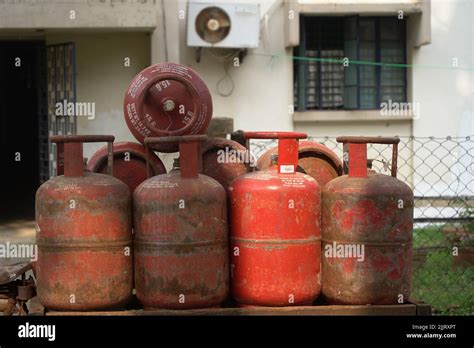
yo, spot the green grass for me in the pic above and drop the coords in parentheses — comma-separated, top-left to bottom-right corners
(411, 226, 474, 315)
(413, 226, 449, 249)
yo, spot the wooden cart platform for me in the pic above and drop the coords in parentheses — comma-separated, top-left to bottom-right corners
(39, 302, 431, 316)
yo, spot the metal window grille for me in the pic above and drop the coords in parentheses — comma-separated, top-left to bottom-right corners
(46, 42, 77, 180)
(295, 16, 407, 111)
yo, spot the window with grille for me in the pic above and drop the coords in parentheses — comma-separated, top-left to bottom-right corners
(294, 16, 407, 111)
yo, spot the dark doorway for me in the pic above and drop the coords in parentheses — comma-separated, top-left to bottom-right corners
(0, 41, 47, 221)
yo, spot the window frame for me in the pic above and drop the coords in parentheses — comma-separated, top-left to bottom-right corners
(295, 15, 407, 112)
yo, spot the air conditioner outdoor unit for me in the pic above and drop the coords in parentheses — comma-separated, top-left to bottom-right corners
(187, 1, 260, 49)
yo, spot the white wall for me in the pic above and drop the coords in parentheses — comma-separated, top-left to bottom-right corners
(46, 32, 151, 159)
(0, 1, 156, 29)
(154, 0, 295, 132)
(45, 0, 473, 196)
(410, 0, 473, 196)
(156, 0, 419, 137)
(152, 0, 472, 196)
(412, 0, 473, 138)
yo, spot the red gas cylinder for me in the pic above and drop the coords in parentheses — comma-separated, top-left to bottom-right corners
(230, 132, 321, 307)
(258, 140, 342, 186)
(123, 63, 212, 153)
(36, 135, 133, 311)
(322, 136, 413, 305)
(134, 135, 229, 309)
(87, 141, 166, 193)
(201, 137, 251, 195)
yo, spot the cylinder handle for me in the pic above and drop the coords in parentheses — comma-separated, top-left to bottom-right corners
(51, 135, 114, 177)
(336, 136, 400, 178)
(243, 131, 307, 174)
(144, 135, 207, 178)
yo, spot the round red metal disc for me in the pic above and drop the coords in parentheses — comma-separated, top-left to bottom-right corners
(87, 142, 166, 193)
(124, 63, 213, 152)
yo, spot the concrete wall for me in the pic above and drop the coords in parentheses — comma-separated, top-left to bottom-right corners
(46, 32, 151, 159)
(411, 0, 473, 138)
(156, 0, 471, 196)
(1, 0, 471, 194)
(154, 0, 295, 132)
(410, 0, 473, 196)
(152, 0, 423, 137)
(0, 0, 157, 29)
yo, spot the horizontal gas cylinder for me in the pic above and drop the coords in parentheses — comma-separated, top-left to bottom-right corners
(36, 135, 133, 311)
(322, 136, 413, 305)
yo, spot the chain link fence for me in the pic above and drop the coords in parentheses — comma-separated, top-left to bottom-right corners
(249, 135, 474, 315)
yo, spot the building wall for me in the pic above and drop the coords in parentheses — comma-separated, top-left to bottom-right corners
(46, 32, 151, 159)
(155, 0, 472, 194)
(0, 0, 156, 29)
(155, 0, 420, 137)
(412, 0, 473, 138)
(2, 0, 471, 142)
(410, 0, 473, 196)
(155, 0, 472, 138)
(1, 0, 471, 193)
(165, 0, 295, 132)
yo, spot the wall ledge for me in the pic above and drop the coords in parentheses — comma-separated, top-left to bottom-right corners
(286, 0, 431, 47)
(294, 110, 415, 122)
(0, 2, 157, 29)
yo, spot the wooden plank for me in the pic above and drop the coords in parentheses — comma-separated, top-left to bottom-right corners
(46, 310, 133, 316)
(416, 303, 432, 316)
(46, 304, 417, 316)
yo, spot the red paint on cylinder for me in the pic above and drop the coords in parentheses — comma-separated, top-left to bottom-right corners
(230, 132, 321, 307)
(257, 140, 342, 186)
(134, 135, 229, 309)
(123, 63, 213, 152)
(36, 135, 133, 311)
(322, 136, 413, 305)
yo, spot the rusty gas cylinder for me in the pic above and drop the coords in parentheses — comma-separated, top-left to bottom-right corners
(124, 63, 212, 153)
(134, 135, 229, 309)
(36, 135, 133, 311)
(87, 141, 166, 193)
(230, 132, 321, 307)
(258, 140, 342, 186)
(201, 137, 251, 195)
(322, 136, 413, 305)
